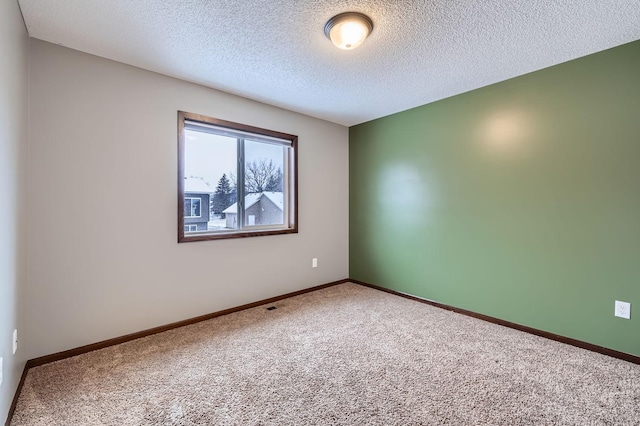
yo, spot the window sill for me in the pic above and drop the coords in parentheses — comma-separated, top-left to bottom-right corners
(178, 227, 298, 243)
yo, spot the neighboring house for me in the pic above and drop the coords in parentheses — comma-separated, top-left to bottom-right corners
(184, 177, 213, 232)
(223, 192, 283, 229)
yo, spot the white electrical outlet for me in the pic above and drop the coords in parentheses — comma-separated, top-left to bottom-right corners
(13, 329, 18, 354)
(615, 300, 631, 319)
(312, 258, 318, 268)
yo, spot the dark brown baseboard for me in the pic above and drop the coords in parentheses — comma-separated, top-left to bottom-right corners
(5, 278, 347, 425)
(350, 279, 640, 365)
(27, 279, 349, 369)
(8, 277, 638, 425)
(5, 364, 29, 426)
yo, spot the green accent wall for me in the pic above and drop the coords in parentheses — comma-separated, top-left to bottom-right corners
(349, 41, 640, 356)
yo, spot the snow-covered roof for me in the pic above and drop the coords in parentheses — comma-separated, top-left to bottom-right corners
(223, 192, 283, 214)
(261, 192, 284, 210)
(223, 193, 261, 214)
(184, 177, 213, 194)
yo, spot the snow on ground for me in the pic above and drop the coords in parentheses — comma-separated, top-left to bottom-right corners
(208, 216, 227, 230)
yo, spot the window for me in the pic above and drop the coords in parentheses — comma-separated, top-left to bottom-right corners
(184, 224, 198, 232)
(178, 111, 297, 242)
(184, 197, 201, 218)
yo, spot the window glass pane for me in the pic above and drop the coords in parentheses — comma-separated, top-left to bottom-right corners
(184, 129, 238, 230)
(179, 112, 297, 242)
(191, 198, 201, 217)
(184, 198, 201, 217)
(244, 139, 285, 226)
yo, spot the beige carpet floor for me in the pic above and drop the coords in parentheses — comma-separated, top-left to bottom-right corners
(11, 283, 640, 425)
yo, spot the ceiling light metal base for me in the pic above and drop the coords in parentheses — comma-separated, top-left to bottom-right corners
(324, 12, 374, 39)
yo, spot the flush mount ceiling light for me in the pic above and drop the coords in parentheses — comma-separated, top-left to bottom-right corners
(324, 12, 373, 50)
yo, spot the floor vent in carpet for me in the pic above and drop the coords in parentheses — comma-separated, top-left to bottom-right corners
(266, 306, 277, 311)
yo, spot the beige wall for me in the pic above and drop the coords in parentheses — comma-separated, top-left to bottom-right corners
(0, 0, 29, 420)
(27, 40, 349, 359)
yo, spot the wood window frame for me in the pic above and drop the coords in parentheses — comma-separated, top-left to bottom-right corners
(178, 111, 298, 243)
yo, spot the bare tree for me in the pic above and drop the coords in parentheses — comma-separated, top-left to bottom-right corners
(245, 159, 283, 193)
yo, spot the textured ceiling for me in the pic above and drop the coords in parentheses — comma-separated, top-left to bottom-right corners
(18, 0, 640, 126)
